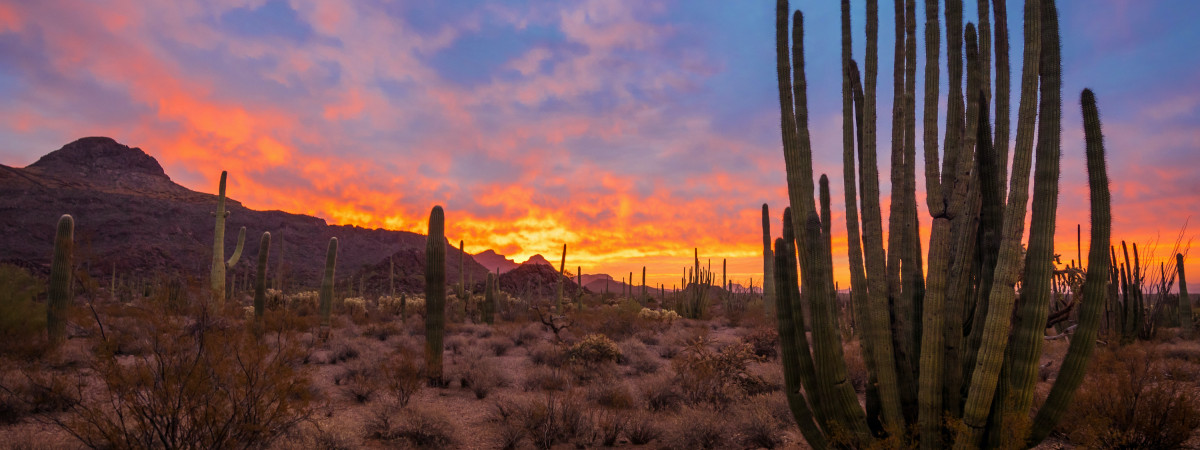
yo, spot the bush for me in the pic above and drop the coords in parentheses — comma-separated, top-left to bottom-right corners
(617, 338, 661, 375)
(1062, 345, 1200, 449)
(489, 394, 593, 450)
(639, 373, 684, 412)
(672, 338, 765, 408)
(665, 406, 733, 449)
(742, 327, 780, 359)
(0, 265, 48, 358)
(527, 341, 566, 367)
(625, 411, 661, 445)
(587, 378, 637, 410)
(735, 400, 784, 449)
(484, 336, 514, 356)
(522, 366, 570, 392)
(50, 317, 313, 448)
(380, 349, 424, 407)
(460, 351, 508, 399)
(366, 404, 458, 448)
(565, 334, 621, 375)
(334, 361, 378, 403)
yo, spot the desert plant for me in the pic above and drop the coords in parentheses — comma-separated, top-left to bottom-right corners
(771, 0, 1112, 447)
(208, 171, 245, 309)
(0, 264, 47, 356)
(483, 273, 497, 325)
(763, 204, 776, 314)
(47, 214, 74, 345)
(318, 237, 337, 339)
(51, 318, 312, 448)
(1178, 253, 1193, 338)
(425, 205, 447, 387)
(253, 232, 270, 321)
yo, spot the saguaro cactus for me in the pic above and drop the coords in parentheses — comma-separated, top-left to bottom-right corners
(762, 203, 775, 312)
(1178, 253, 1192, 338)
(772, 0, 1112, 447)
(425, 206, 447, 387)
(254, 232, 271, 320)
(210, 171, 246, 309)
(557, 244, 567, 311)
(319, 237, 337, 337)
(47, 214, 74, 344)
(483, 272, 497, 325)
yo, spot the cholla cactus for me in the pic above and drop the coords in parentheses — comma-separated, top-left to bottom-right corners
(343, 297, 367, 316)
(638, 307, 681, 324)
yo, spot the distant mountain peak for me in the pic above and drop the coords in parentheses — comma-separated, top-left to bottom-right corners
(29, 137, 168, 179)
(522, 254, 553, 266)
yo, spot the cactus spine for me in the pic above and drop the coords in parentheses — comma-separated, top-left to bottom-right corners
(773, 0, 1112, 447)
(319, 237, 337, 337)
(47, 214, 74, 344)
(1179, 253, 1192, 338)
(254, 232, 270, 320)
(209, 171, 246, 309)
(425, 206, 446, 387)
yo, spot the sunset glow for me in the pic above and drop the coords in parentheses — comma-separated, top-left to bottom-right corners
(1, 1, 1197, 289)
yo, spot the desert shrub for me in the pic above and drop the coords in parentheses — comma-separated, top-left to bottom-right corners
(522, 366, 570, 392)
(735, 400, 785, 449)
(484, 336, 514, 356)
(0, 265, 48, 358)
(366, 403, 458, 449)
(1062, 345, 1200, 449)
(742, 327, 780, 359)
(512, 322, 545, 347)
(379, 348, 424, 407)
(0, 368, 78, 425)
(573, 299, 641, 340)
(593, 408, 628, 446)
(639, 373, 685, 412)
(625, 411, 661, 445)
(672, 338, 765, 408)
(460, 350, 509, 399)
(334, 361, 378, 403)
(665, 406, 733, 449)
(50, 318, 313, 448)
(445, 334, 469, 356)
(565, 333, 620, 369)
(361, 322, 402, 341)
(490, 394, 593, 450)
(617, 338, 661, 375)
(587, 377, 637, 410)
(528, 340, 566, 367)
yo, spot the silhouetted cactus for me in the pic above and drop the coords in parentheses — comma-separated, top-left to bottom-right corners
(483, 272, 496, 325)
(254, 232, 270, 321)
(47, 214, 73, 345)
(772, 0, 1112, 447)
(557, 244, 566, 311)
(762, 203, 775, 313)
(319, 237, 337, 337)
(1178, 253, 1192, 338)
(425, 206, 446, 387)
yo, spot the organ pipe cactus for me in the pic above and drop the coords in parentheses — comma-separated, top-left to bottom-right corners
(254, 232, 270, 321)
(47, 214, 73, 345)
(772, 0, 1112, 447)
(209, 171, 246, 309)
(425, 206, 447, 387)
(319, 237, 337, 338)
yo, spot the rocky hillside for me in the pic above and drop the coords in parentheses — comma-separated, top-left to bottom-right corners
(0, 137, 490, 293)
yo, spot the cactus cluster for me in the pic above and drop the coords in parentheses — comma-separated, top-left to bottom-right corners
(771, 0, 1112, 447)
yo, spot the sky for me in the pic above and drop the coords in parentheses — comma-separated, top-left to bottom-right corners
(0, 1, 1197, 291)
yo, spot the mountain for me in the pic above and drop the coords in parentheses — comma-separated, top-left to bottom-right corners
(472, 249, 519, 274)
(522, 254, 554, 267)
(0, 137, 490, 294)
(580, 273, 612, 286)
(498, 263, 584, 298)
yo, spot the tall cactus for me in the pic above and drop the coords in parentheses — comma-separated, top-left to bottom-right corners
(483, 272, 496, 325)
(557, 244, 566, 311)
(1179, 253, 1193, 338)
(209, 171, 246, 309)
(773, 0, 1112, 447)
(425, 206, 447, 387)
(254, 232, 271, 321)
(47, 214, 74, 345)
(459, 240, 466, 299)
(762, 203, 775, 313)
(319, 237, 337, 337)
